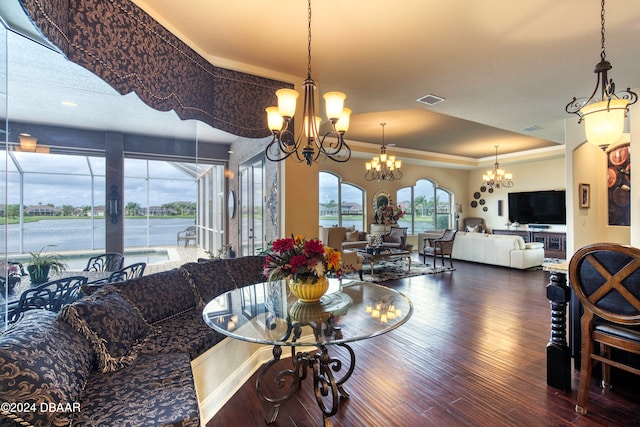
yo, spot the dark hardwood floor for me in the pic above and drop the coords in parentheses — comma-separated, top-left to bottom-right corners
(207, 257, 640, 427)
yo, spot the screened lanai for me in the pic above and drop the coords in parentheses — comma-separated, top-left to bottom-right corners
(0, 14, 238, 328)
(4, 150, 221, 255)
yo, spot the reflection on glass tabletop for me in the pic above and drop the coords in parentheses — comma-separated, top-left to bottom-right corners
(202, 278, 413, 347)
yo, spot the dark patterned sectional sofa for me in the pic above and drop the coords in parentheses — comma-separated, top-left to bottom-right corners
(0, 256, 266, 427)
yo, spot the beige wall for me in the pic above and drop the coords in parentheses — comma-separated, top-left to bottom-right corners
(277, 149, 568, 241)
(319, 156, 469, 234)
(466, 157, 566, 233)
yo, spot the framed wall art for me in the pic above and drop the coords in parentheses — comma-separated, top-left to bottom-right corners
(579, 183, 590, 209)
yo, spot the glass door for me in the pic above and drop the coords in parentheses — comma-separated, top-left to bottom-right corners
(239, 156, 264, 256)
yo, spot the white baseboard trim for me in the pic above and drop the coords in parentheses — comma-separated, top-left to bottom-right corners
(191, 338, 273, 424)
(191, 333, 318, 424)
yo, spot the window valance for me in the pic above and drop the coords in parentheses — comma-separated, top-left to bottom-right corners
(19, 0, 292, 138)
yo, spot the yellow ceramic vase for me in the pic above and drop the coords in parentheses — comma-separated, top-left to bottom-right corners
(288, 276, 329, 303)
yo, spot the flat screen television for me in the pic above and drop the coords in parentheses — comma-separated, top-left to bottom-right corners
(507, 190, 566, 225)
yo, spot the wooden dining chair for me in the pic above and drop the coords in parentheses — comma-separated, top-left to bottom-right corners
(569, 243, 640, 415)
(422, 229, 457, 268)
(84, 252, 124, 272)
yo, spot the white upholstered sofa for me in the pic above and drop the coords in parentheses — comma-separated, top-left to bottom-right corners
(421, 231, 544, 269)
(450, 231, 544, 269)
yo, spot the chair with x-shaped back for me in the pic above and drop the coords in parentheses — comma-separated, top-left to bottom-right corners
(569, 243, 640, 415)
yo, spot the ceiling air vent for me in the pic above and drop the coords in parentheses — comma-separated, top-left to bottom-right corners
(522, 125, 543, 132)
(417, 94, 445, 106)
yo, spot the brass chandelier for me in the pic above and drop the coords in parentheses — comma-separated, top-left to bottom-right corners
(264, 0, 352, 166)
(364, 123, 402, 182)
(482, 145, 513, 189)
(565, 0, 637, 150)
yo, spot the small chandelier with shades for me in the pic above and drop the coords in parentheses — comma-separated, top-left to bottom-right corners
(565, 0, 637, 150)
(264, 0, 352, 166)
(482, 145, 513, 189)
(364, 123, 402, 182)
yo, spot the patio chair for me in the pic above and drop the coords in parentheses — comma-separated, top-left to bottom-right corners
(84, 252, 124, 272)
(422, 229, 457, 268)
(107, 262, 147, 283)
(8, 276, 87, 323)
(177, 225, 197, 247)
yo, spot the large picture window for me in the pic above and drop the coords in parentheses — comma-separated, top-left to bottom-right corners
(396, 179, 453, 233)
(319, 172, 364, 230)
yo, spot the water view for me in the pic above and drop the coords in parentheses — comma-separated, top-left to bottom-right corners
(4, 217, 196, 254)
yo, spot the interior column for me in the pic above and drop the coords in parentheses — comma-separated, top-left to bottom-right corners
(105, 132, 124, 254)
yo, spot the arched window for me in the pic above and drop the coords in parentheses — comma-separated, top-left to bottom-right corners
(319, 172, 365, 230)
(396, 179, 453, 233)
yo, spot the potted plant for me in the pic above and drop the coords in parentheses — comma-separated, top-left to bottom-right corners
(27, 245, 68, 284)
(263, 236, 341, 303)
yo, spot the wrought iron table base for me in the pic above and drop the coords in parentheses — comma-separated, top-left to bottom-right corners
(256, 342, 356, 425)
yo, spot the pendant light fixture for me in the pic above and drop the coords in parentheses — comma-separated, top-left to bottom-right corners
(264, 0, 352, 166)
(364, 123, 402, 182)
(482, 145, 513, 189)
(565, 0, 637, 150)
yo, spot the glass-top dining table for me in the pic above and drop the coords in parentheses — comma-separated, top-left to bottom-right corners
(202, 278, 413, 425)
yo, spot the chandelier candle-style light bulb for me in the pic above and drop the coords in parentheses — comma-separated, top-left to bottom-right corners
(266, 107, 284, 132)
(324, 92, 346, 121)
(264, 0, 352, 166)
(565, 0, 637, 150)
(335, 108, 351, 133)
(304, 116, 322, 139)
(276, 89, 298, 119)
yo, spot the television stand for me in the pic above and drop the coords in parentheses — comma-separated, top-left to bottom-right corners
(493, 229, 566, 259)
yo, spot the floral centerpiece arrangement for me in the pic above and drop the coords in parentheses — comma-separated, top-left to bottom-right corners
(378, 204, 405, 225)
(264, 235, 341, 302)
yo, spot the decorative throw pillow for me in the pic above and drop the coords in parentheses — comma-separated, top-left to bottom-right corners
(466, 225, 480, 233)
(60, 288, 151, 373)
(384, 227, 406, 243)
(0, 310, 94, 427)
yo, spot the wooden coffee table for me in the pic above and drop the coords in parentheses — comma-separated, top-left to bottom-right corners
(356, 248, 411, 278)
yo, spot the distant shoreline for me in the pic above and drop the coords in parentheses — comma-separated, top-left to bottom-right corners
(0, 215, 196, 225)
